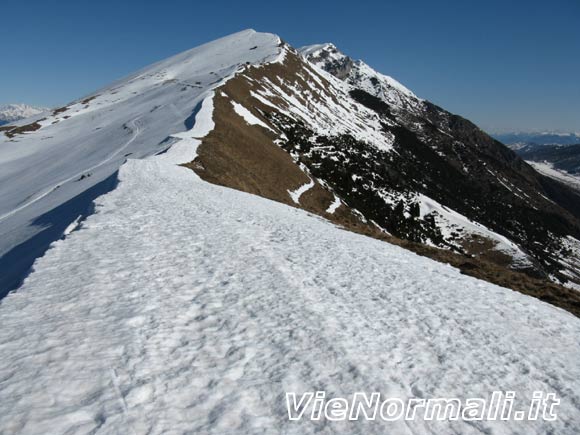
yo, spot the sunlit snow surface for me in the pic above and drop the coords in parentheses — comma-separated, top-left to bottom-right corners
(1, 31, 580, 435)
(1, 123, 580, 434)
(0, 30, 281, 261)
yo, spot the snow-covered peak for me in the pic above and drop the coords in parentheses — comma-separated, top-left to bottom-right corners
(299, 43, 421, 111)
(299, 43, 342, 62)
(87, 29, 282, 105)
(299, 43, 353, 80)
(0, 104, 48, 125)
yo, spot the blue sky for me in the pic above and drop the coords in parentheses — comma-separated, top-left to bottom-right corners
(1, 0, 578, 133)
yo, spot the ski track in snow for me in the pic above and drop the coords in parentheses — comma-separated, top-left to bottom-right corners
(0, 140, 579, 434)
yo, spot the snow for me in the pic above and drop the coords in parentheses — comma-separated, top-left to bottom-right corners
(299, 43, 423, 113)
(556, 236, 580, 291)
(418, 193, 532, 267)
(353, 60, 419, 101)
(231, 101, 276, 132)
(1, 30, 580, 434)
(0, 103, 48, 124)
(63, 215, 83, 236)
(0, 29, 283, 291)
(0, 130, 579, 433)
(298, 43, 335, 58)
(527, 161, 580, 192)
(251, 65, 395, 152)
(288, 179, 315, 204)
(326, 195, 342, 214)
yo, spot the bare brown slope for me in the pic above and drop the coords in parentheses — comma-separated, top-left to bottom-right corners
(183, 54, 359, 227)
(183, 51, 580, 317)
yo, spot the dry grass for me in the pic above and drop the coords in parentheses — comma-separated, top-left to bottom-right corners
(1, 121, 43, 138)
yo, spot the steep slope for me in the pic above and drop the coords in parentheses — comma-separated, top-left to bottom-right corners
(0, 86, 579, 435)
(184, 49, 580, 307)
(0, 30, 284, 296)
(297, 44, 580, 289)
(2, 32, 579, 305)
(0, 103, 47, 126)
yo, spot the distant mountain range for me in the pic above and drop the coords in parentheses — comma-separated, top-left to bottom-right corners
(496, 132, 580, 181)
(0, 104, 47, 126)
(494, 131, 580, 148)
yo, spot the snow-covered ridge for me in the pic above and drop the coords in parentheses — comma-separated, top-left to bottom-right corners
(0, 30, 579, 434)
(1, 111, 579, 434)
(0, 29, 284, 294)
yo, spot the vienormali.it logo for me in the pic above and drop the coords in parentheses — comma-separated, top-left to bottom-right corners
(286, 391, 560, 422)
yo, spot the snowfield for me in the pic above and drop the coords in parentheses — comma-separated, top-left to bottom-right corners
(1, 121, 580, 434)
(0, 29, 282, 295)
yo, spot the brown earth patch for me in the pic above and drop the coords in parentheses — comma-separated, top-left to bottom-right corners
(1, 120, 43, 138)
(52, 107, 68, 116)
(183, 52, 356, 223)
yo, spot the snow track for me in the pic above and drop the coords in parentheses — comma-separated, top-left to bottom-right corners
(0, 146, 579, 434)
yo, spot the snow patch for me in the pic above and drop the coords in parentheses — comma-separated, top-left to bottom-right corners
(288, 179, 315, 205)
(231, 101, 275, 133)
(326, 195, 342, 214)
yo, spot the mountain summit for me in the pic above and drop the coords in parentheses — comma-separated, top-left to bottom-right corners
(300, 43, 419, 106)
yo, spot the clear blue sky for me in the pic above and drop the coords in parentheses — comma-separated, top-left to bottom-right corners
(1, 0, 578, 133)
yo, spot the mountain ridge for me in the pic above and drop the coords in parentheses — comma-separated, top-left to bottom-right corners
(1, 30, 579, 301)
(0, 30, 579, 435)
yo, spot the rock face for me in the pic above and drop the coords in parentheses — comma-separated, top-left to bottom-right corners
(291, 44, 580, 287)
(185, 41, 580, 295)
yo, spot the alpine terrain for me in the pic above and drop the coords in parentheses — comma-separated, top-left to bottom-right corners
(0, 30, 579, 434)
